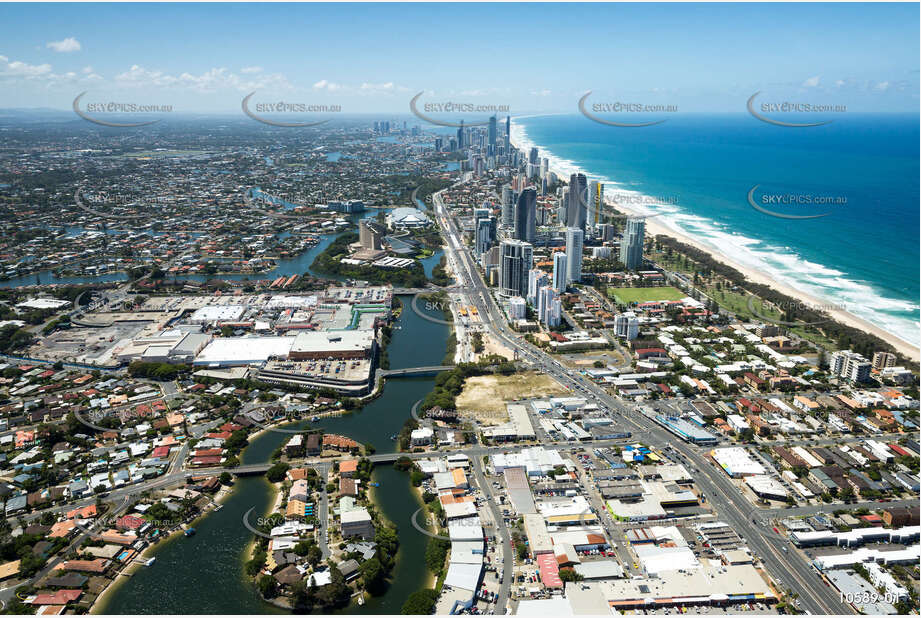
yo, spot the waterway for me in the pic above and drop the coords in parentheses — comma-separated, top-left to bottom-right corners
(98, 296, 450, 614)
(0, 207, 448, 289)
(0, 222, 362, 290)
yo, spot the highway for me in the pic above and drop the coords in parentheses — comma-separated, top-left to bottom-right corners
(430, 184, 856, 615)
(4, 193, 896, 614)
(471, 456, 513, 613)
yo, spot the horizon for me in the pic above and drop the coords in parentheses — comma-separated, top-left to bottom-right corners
(1, 2, 918, 115)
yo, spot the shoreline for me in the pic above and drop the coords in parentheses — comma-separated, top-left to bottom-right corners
(617, 198, 920, 362)
(407, 480, 438, 591)
(509, 127, 920, 363)
(89, 476, 237, 614)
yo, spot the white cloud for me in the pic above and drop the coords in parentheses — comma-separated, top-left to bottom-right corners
(313, 79, 343, 91)
(874, 81, 890, 91)
(801, 75, 820, 88)
(360, 81, 395, 94)
(0, 55, 53, 78)
(114, 64, 292, 92)
(529, 89, 551, 97)
(240, 66, 263, 74)
(46, 37, 82, 53)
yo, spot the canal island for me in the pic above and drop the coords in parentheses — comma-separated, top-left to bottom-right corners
(0, 110, 917, 618)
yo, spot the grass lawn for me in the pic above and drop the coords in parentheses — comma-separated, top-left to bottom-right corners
(608, 286, 685, 304)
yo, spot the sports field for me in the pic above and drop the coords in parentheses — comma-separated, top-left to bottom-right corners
(608, 286, 685, 304)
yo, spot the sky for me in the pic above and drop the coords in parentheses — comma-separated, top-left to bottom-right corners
(0, 2, 918, 117)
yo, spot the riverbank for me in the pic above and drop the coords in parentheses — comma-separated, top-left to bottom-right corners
(98, 293, 449, 613)
(407, 480, 438, 593)
(508, 132, 919, 362)
(90, 485, 233, 614)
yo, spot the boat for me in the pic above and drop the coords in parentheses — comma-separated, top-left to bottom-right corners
(184, 528, 196, 537)
(311, 416, 319, 422)
(390, 434, 397, 441)
(143, 557, 156, 566)
(356, 595, 365, 606)
(369, 482, 380, 487)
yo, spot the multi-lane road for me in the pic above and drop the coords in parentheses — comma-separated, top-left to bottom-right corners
(431, 184, 858, 615)
(470, 456, 513, 613)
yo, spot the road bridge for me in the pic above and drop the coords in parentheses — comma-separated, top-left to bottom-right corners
(378, 365, 454, 377)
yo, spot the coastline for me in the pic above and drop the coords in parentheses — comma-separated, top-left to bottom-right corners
(508, 126, 920, 362)
(615, 198, 919, 362)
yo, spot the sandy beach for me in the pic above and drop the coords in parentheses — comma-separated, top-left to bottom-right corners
(618, 199, 920, 362)
(510, 131, 919, 362)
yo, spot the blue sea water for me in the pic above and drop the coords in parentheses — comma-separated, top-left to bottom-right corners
(512, 114, 919, 347)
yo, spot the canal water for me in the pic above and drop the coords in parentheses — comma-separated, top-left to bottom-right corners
(98, 296, 449, 614)
(1, 208, 444, 288)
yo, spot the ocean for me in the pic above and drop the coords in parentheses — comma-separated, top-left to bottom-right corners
(511, 113, 919, 348)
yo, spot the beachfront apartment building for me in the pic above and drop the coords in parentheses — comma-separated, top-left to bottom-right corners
(620, 217, 646, 270)
(831, 351, 872, 383)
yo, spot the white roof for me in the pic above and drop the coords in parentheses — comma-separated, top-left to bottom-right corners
(444, 501, 478, 520)
(634, 543, 699, 575)
(341, 508, 371, 523)
(434, 471, 458, 491)
(574, 560, 625, 580)
(190, 305, 245, 322)
(443, 561, 481, 592)
(711, 447, 766, 476)
(194, 336, 295, 365)
(448, 517, 483, 541)
(16, 298, 70, 310)
(449, 540, 485, 564)
(745, 474, 788, 498)
(516, 597, 574, 616)
(290, 330, 374, 354)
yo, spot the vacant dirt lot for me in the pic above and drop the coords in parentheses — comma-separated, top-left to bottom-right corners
(456, 372, 568, 424)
